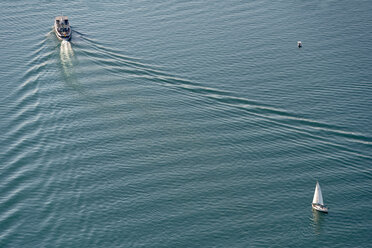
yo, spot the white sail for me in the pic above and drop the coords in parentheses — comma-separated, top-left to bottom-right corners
(312, 181, 324, 205)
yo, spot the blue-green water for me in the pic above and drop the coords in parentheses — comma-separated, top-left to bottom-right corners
(1, 1, 372, 247)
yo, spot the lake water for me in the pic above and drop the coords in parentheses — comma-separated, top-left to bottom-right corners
(1, 1, 371, 247)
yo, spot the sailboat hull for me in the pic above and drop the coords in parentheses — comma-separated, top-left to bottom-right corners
(312, 204, 328, 213)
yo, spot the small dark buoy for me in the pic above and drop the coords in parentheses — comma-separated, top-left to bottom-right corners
(297, 41, 302, 48)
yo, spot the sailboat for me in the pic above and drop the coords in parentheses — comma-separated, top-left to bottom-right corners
(312, 181, 328, 213)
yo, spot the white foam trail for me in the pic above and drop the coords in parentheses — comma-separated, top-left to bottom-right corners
(60, 40, 74, 77)
(60, 40, 74, 68)
(60, 40, 74, 63)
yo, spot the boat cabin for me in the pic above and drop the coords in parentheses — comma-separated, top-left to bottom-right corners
(55, 16, 70, 28)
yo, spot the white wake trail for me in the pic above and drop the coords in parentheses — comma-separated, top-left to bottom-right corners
(60, 40, 74, 77)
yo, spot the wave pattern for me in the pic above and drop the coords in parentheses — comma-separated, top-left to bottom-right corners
(0, 0, 372, 247)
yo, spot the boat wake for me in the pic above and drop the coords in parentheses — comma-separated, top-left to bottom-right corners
(60, 31, 372, 162)
(60, 40, 74, 75)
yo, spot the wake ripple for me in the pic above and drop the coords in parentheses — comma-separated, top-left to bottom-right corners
(71, 32, 372, 157)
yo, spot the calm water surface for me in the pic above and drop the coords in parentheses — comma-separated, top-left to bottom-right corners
(0, 1, 371, 247)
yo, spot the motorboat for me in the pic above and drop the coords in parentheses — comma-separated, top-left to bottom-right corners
(297, 41, 302, 48)
(312, 181, 328, 213)
(54, 16, 71, 41)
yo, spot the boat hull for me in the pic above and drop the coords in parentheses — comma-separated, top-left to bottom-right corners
(312, 204, 328, 213)
(54, 16, 71, 41)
